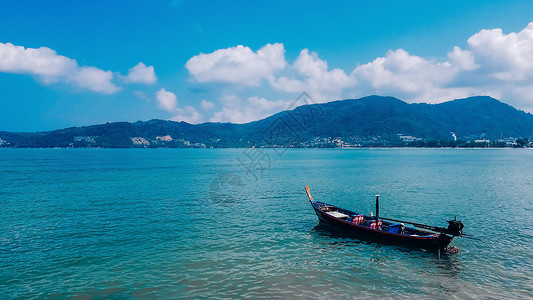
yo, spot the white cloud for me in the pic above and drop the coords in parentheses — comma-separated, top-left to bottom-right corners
(219, 94, 242, 107)
(345, 23, 533, 105)
(247, 96, 286, 111)
(172, 105, 203, 124)
(209, 95, 287, 123)
(269, 76, 305, 93)
(187, 22, 533, 118)
(185, 43, 286, 86)
(353, 23, 533, 105)
(351, 49, 465, 102)
(448, 46, 478, 71)
(200, 100, 215, 110)
(71, 66, 118, 94)
(504, 85, 533, 112)
(467, 22, 533, 81)
(154, 88, 205, 123)
(155, 88, 177, 111)
(0, 43, 74, 79)
(124, 62, 157, 84)
(0, 42, 119, 93)
(271, 49, 355, 101)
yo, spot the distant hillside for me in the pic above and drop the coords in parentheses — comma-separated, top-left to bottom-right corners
(1, 96, 532, 148)
(256, 95, 533, 140)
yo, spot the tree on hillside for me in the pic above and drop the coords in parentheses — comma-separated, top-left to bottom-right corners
(515, 138, 530, 147)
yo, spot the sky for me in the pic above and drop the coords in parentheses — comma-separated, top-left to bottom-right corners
(2, 0, 533, 131)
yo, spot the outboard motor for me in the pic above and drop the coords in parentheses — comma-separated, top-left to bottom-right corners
(444, 219, 464, 236)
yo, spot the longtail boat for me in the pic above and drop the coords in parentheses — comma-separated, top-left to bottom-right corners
(305, 186, 468, 252)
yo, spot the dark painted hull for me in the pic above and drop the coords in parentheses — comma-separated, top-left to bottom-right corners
(311, 201, 453, 251)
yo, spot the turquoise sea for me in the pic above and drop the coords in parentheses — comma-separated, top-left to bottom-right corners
(1, 148, 532, 299)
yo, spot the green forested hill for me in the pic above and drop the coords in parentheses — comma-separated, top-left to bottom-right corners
(1, 96, 532, 148)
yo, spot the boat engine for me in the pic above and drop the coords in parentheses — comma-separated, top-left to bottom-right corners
(444, 219, 464, 236)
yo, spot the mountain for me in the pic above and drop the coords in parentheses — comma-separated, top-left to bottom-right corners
(267, 95, 533, 140)
(1, 96, 532, 148)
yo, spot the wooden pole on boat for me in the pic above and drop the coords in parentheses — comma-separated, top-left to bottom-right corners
(304, 186, 313, 202)
(375, 194, 380, 220)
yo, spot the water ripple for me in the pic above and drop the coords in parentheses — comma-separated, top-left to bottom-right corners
(1, 148, 532, 299)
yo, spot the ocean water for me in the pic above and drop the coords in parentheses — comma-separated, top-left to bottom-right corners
(1, 148, 532, 299)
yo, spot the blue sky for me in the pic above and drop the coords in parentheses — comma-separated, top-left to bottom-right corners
(2, 0, 533, 131)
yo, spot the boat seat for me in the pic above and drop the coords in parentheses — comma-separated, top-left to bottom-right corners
(327, 211, 349, 219)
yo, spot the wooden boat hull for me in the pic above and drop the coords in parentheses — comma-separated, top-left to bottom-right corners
(311, 201, 453, 251)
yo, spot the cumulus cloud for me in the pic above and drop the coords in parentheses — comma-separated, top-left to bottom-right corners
(71, 66, 118, 94)
(124, 62, 157, 84)
(467, 23, 533, 81)
(0, 42, 119, 93)
(271, 49, 355, 101)
(187, 22, 533, 121)
(209, 94, 287, 123)
(449, 22, 533, 111)
(448, 46, 478, 71)
(153, 88, 204, 123)
(155, 88, 177, 111)
(200, 100, 215, 110)
(350, 49, 467, 102)
(172, 106, 203, 124)
(185, 43, 286, 86)
(247, 95, 287, 111)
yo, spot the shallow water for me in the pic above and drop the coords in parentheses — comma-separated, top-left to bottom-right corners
(1, 148, 532, 299)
